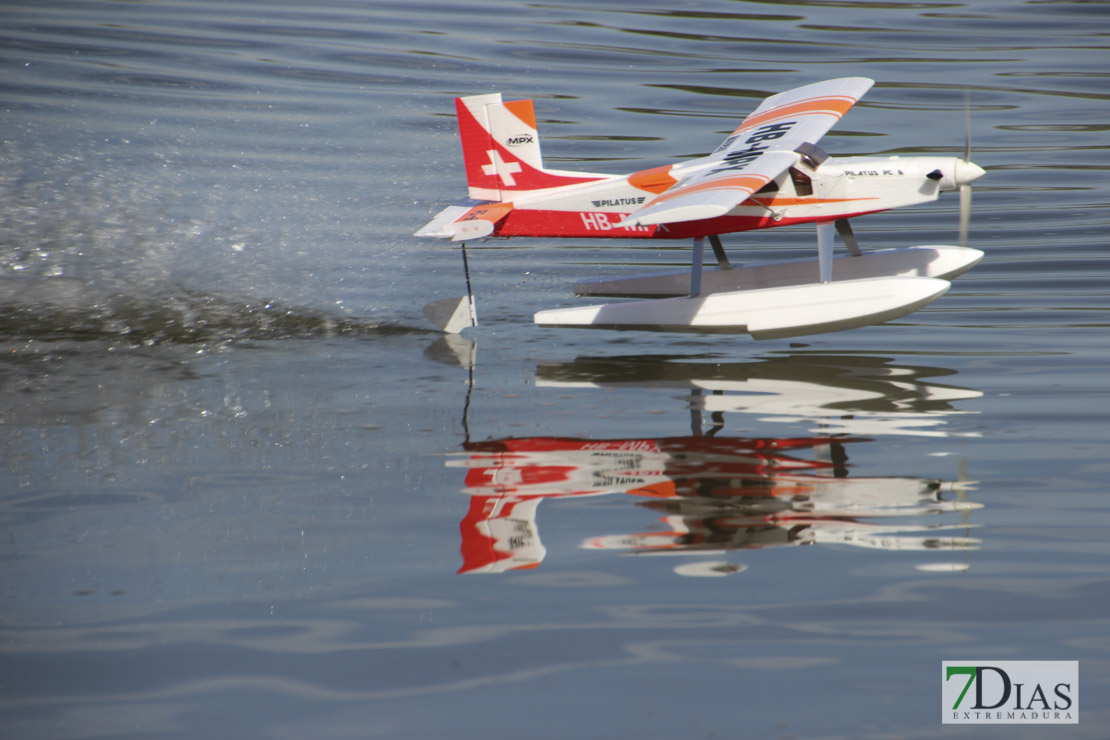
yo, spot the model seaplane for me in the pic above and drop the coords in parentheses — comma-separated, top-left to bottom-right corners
(416, 77, 985, 339)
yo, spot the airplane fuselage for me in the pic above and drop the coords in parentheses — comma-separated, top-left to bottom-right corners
(493, 154, 970, 240)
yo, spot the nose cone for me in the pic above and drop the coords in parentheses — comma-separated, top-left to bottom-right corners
(955, 159, 985, 186)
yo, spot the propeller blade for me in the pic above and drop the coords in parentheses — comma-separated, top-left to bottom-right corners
(958, 182, 972, 248)
(963, 92, 972, 164)
(958, 94, 973, 247)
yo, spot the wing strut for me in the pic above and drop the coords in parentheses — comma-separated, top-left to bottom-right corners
(709, 234, 732, 269)
(834, 219, 862, 257)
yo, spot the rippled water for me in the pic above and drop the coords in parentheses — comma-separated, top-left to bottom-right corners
(2, 1, 1109, 738)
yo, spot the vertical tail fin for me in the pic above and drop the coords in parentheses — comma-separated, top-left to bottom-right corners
(458, 495, 546, 573)
(455, 94, 605, 202)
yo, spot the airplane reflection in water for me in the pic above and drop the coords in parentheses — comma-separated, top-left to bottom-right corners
(537, 353, 984, 439)
(447, 354, 983, 575)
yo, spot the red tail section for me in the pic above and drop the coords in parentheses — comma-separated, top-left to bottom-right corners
(458, 495, 545, 574)
(455, 94, 604, 201)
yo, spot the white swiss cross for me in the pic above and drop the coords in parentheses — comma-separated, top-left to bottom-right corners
(482, 149, 522, 187)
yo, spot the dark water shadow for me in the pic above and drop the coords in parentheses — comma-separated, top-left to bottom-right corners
(0, 277, 433, 345)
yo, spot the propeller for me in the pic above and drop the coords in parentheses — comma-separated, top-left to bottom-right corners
(955, 457, 977, 569)
(925, 96, 983, 246)
(956, 95, 977, 247)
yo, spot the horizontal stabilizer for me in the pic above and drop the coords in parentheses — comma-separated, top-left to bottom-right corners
(415, 202, 513, 241)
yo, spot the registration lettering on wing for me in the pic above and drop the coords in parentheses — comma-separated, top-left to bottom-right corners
(711, 121, 797, 175)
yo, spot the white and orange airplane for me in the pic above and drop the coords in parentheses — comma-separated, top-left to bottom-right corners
(417, 77, 986, 338)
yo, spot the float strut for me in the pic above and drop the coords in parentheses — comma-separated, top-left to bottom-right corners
(690, 236, 705, 296)
(817, 222, 834, 283)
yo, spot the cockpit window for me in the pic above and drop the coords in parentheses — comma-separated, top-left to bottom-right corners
(790, 167, 813, 196)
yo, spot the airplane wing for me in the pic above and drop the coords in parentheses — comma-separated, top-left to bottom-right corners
(619, 77, 874, 228)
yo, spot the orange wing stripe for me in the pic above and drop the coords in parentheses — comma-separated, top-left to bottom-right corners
(649, 174, 769, 205)
(735, 95, 858, 133)
(751, 196, 879, 207)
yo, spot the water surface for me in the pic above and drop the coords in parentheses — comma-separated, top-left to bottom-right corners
(2, 1, 1109, 738)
